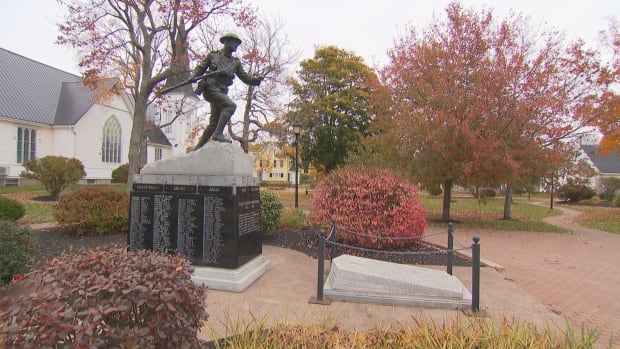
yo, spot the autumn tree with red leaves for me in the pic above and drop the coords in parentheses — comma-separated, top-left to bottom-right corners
(381, 2, 614, 221)
(56, 0, 255, 189)
(597, 19, 620, 155)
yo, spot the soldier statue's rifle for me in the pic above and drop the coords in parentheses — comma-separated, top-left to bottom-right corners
(159, 70, 223, 94)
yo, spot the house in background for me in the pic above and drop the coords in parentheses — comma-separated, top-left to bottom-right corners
(251, 142, 320, 186)
(0, 47, 198, 186)
(580, 144, 620, 191)
(251, 142, 306, 185)
(252, 142, 297, 185)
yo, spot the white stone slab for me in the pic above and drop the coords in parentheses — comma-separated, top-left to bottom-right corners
(192, 255, 271, 292)
(324, 255, 472, 309)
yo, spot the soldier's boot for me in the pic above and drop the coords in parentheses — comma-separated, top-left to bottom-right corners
(211, 114, 232, 143)
(194, 124, 216, 150)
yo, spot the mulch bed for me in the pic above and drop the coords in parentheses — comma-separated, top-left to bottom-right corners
(33, 226, 126, 263)
(30, 226, 471, 267)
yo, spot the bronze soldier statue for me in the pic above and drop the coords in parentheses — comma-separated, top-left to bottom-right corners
(192, 33, 263, 148)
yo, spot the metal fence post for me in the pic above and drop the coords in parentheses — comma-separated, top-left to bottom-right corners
(330, 217, 337, 260)
(447, 222, 454, 275)
(317, 229, 326, 301)
(472, 236, 481, 312)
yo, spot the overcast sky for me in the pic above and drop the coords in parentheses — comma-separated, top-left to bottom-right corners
(0, 0, 617, 75)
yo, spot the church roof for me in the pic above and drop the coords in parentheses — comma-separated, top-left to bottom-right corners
(581, 144, 620, 174)
(0, 47, 82, 125)
(146, 128, 173, 147)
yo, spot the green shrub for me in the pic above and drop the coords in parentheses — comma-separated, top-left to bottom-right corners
(260, 191, 284, 235)
(0, 220, 36, 285)
(309, 165, 426, 249)
(427, 184, 443, 196)
(598, 177, 620, 201)
(480, 188, 497, 198)
(615, 195, 620, 208)
(54, 186, 129, 235)
(0, 196, 26, 221)
(21, 156, 85, 199)
(278, 208, 306, 229)
(111, 163, 129, 184)
(300, 173, 311, 184)
(0, 246, 207, 348)
(557, 183, 596, 202)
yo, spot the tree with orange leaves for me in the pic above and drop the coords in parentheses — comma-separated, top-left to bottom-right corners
(381, 2, 613, 221)
(56, 0, 255, 189)
(597, 19, 620, 155)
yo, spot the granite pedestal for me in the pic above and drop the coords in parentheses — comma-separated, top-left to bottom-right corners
(128, 142, 270, 292)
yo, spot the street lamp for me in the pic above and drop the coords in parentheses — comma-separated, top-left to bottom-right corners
(292, 121, 302, 208)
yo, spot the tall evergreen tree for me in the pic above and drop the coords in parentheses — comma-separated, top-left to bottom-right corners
(287, 46, 380, 173)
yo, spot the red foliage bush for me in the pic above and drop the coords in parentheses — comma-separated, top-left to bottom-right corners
(308, 166, 426, 249)
(0, 246, 208, 348)
(54, 186, 129, 235)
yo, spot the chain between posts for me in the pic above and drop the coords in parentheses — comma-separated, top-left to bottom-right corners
(311, 220, 482, 312)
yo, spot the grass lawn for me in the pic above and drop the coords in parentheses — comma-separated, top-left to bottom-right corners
(0, 185, 55, 224)
(421, 195, 567, 233)
(564, 204, 620, 234)
(267, 189, 568, 233)
(3, 185, 617, 234)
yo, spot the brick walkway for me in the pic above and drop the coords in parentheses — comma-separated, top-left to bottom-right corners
(428, 204, 619, 346)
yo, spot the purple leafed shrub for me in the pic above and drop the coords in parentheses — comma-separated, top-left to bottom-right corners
(0, 246, 208, 348)
(309, 166, 426, 249)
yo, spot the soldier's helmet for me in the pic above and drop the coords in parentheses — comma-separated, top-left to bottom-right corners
(220, 33, 242, 45)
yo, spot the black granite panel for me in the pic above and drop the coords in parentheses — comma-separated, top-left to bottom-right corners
(128, 184, 262, 269)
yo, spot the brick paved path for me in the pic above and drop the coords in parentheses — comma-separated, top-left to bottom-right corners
(442, 204, 620, 346)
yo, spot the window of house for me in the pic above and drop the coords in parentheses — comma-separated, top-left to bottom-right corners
(163, 108, 173, 133)
(17, 127, 36, 163)
(101, 117, 122, 163)
(155, 147, 163, 161)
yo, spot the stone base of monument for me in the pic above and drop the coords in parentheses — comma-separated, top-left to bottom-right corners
(324, 255, 472, 309)
(192, 255, 271, 292)
(128, 142, 269, 292)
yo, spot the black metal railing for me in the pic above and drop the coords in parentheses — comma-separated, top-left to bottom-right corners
(312, 219, 481, 312)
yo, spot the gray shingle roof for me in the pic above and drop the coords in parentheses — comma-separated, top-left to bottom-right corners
(2, 47, 175, 148)
(53, 81, 96, 125)
(146, 128, 172, 147)
(581, 145, 620, 174)
(0, 47, 82, 125)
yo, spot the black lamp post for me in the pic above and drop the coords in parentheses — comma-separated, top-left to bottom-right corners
(292, 121, 302, 208)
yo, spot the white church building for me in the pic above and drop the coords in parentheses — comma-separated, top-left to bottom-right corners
(0, 47, 199, 186)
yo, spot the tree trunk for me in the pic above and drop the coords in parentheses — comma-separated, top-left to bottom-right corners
(325, 163, 337, 174)
(550, 177, 555, 209)
(238, 85, 254, 153)
(126, 94, 148, 191)
(503, 183, 513, 220)
(441, 178, 452, 222)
